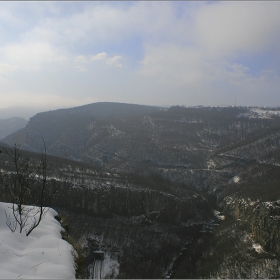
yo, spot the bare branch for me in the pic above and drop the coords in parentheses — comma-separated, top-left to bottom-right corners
(1, 139, 50, 236)
(5, 210, 17, 232)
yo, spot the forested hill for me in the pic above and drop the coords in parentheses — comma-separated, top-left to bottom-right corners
(31, 102, 162, 120)
(1, 103, 280, 278)
(2, 103, 280, 182)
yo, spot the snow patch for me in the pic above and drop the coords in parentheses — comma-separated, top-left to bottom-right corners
(252, 243, 264, 254)
(0, 202, 75, 279)
(238, 108, 280, 119)
(207, 159, 216, 169)
(233, 175, 240, 183)
(102, 252, 119, 279)
(213, 210, 225, 221)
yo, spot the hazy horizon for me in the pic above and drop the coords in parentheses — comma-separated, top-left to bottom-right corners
(1, 1, 280, 111)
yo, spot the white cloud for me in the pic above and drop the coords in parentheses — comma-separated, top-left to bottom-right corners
(14, 2, 193, 50)
(74, 55, 87, 63)
(0, 63, 19, 75)
(90, 52, 107, 61)
(74, 52, 123, 70)
(139, 44, 207, 87)
(1, 42, 67, 71)
(0, 1, 280, 109)
(136, 41, 280, 107)
(106, 55, 122, 68)
(75, 65, 87, 72)
(194, 2, 280, 58)
(133, 2, 280, 106)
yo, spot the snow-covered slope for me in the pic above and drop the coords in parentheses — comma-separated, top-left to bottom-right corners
(0, 202, 76, 279)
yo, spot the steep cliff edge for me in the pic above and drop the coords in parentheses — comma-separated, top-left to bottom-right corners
(224, 197, 280, 254)
(170, 197, 280, 279)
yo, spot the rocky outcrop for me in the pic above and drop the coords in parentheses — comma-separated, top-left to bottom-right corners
(224, 196, 280, 254)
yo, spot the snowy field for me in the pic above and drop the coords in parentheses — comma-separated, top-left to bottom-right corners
(238, 108, 280, 119)
(0, 202, 76, 279)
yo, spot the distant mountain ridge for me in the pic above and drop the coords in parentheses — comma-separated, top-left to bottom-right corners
(31, 102, 163, 119)
(1, 102, 163, 158)
(2, 102, 280, 186)
(0, 102, 276, 177)
(0, 117, 28, 140)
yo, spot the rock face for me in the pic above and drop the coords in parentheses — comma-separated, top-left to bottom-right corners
(224, 197, 280, 254)
(188, 196, 280, 279)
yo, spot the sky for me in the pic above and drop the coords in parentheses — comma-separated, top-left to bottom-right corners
(0, 1, 280, 112)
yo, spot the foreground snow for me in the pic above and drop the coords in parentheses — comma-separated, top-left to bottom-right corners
(0, 202, 76, 279)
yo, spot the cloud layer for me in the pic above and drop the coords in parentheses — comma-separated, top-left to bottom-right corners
(0, 1, 280, 110)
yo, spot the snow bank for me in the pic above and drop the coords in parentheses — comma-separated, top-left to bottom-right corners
(0, 202, 76, 279)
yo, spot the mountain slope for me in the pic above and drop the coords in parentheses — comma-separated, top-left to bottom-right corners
(1, 104, 280, 278)
(2, 103, 280, 184)
(0, 140, 213, 279)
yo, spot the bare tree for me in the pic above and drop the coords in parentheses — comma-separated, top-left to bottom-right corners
(0, 140, 49, 236)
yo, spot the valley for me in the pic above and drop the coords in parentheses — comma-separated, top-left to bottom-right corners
(1, 102, 280, 278)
